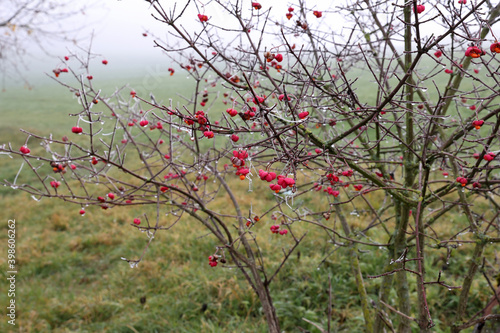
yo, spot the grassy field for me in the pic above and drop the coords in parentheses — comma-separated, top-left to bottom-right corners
(0, 63, 498, 333)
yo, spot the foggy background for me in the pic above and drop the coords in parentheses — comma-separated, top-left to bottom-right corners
(2, 0, 498, 87)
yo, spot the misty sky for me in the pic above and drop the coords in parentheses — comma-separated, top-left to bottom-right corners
(5, 0, 500, 86)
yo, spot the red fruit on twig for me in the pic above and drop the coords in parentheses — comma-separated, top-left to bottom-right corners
(491, 41, 500, 53)
(484, 153, 495, 162)
(252, 2, 262, 10)
(472, 120, 484, 130)
(456, 177, 468, 186)
(415, 5, 425, 14)
(465, 46, 485, 58)
(50, 181, 61, 188)
(298, 111, 309, 119)
(198, 14, 208, 22)
(19, 146, 31, 154)
(71, 126, 83, 134)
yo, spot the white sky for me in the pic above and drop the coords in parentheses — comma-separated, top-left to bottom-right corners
(5, 0, 500, 86)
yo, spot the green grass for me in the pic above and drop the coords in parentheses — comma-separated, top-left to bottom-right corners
(0, 67, 499, 333)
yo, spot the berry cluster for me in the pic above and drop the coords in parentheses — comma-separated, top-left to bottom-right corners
(415, 4, 425, 14)
(456, 177, 468, 187)
(472, 120, 484, 130)
(251, 2, 261, 10)
(269, 175, 295, 193)
(270, 225, 288, 235)
(19, 146, 30, 154)
(71, 126, 83, 134)
(208, 255, 226, 267)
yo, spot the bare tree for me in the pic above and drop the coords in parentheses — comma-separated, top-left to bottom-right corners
(0, 0, 88, 88)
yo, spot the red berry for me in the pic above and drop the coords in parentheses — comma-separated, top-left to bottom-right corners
(91, 157, 98, 165)
(50, 181, 61, 188)
(79, 209, 85, 215)
(275, 54, 283, 62)
(288, 7, 294, 12)
(456, 177, 468, 186)
(286, 13, 293, 20)
(19, 146, 31, 154)
(444, 69, 453, 74)
(102, 59, 108, 65)
(472, 120, 484, 130)
(70, 164, 76, 170)
(64, 56, 69, 61)
(71, 126, 83, 134)
(465, 46, 485, 58)
(313, 10, 322, 18)
(87, 75, 93, 80)
(270, 225, 280, 234)
(130, 90, 136, 98)
(298, 111, 309, 119)
(252, 2, 262, 10)
(278, 94, 291, 101)
(231, 134, 239, 142)
(269, 184, 282, 192)
(107, 193, 115, 200)
(203, 131, 214, 139)
(198, 14, 208, 22)
(491, 41, 500, 54)
(133, 218, 141, 225)
(415, 5, 425, 14)
(226, 108, 238, 117)
(353, 184, 363, 191)
(484, 153, 495, 162)
(139, 119, 149, 127)
(341, 170, 352, 177)
(434, 50, 442, 57)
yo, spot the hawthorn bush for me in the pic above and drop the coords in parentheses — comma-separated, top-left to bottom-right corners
(3, 0, 500, 332)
